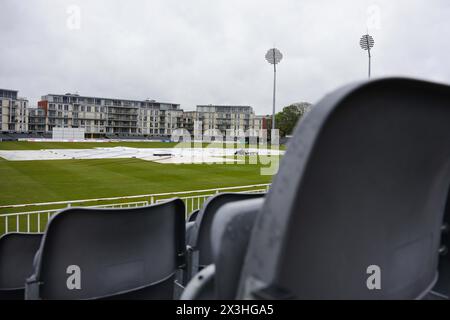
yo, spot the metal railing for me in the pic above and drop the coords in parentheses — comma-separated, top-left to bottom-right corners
(156, 187, 268, 215)
(0, 184, 270, 235)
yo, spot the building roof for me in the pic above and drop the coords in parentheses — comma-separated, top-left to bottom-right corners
(41, 93, 179, 106)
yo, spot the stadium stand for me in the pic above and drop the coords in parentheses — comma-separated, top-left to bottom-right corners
(105, 134, 171, 141)
(183, 77, 450, 300)
(25, 200, 185, 300)
(0, 233, 43, 300)
(186, 193, 265, 280)
(1, 77, 449, 300)
(0, 132, 51, 141)
(0, 132, 170, 141)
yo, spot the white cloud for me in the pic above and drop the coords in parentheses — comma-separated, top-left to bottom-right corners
(0, 0, 449, 114)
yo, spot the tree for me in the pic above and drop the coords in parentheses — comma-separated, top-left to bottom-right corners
(272, 102, 312, 137)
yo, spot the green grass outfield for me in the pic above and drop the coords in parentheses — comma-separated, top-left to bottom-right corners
(0, 158, 273, 206)
(0, 141, 279, 234)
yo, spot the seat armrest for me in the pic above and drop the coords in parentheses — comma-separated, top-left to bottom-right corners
(185, 245, 199, 283)
(180, 264, 215, 300)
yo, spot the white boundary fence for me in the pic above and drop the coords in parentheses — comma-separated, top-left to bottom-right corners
(0, 184, 270, 235)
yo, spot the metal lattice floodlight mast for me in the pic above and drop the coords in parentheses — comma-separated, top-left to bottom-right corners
(265, 48, 283, 130)
(360, 34, 375, 78)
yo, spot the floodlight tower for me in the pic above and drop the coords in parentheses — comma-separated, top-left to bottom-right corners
(360, 34, 375, 78)
(265, 48, 283, 130)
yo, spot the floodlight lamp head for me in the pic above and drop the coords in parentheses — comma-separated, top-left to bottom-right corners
(265, 48, 283, 65)
(360, 34, 375, 51)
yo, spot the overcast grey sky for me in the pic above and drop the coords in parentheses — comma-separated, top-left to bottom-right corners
(1, 0, 449, 114)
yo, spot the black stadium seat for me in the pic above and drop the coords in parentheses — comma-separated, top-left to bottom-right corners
(0, 233, 43, 300)
(234, 78, 450, 299)
(212, 198, 265, 299)
(25, 199, 185, 300)
(185, 209, 201, 246)
(185, 222, 195, 247)
(185, 210, 200, 247)
(181, 198, 264, 300)
(186, 192, 265, 279)
(188, 209, 200, 223)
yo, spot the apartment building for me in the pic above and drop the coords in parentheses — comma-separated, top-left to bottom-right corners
(1, 90, 267, 138)
(28, 107, 47, 133)
(182, 111, 199, 134)
(253, 115, 269, 130)
(183, 105, 264, 135)
(139, 100, 184, 136)
(37, 93, 182, 137)
(0, 89, 29, 132)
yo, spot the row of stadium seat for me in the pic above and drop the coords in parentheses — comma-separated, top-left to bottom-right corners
(0, 193, 265, 299)
(0, 132, 51, 141)
(0, 77, 449, 299)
